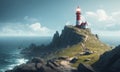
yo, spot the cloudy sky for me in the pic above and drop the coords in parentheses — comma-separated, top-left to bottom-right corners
(0, 0, 120, 36)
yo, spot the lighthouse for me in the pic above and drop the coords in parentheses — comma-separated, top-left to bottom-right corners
(76, 6, 81, 25)
(75, 6, 87, 29)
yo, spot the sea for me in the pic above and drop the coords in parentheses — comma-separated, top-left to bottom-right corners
(0, 36, 119, 72)
(0, 36, 52, 72)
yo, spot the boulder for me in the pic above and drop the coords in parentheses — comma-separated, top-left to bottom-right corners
(84, 50, 93, 55)
(77, 63, 95, 72)
(28, 57, 45, 64)
(12, 63, 37, 72)
(70, 57, 78, 63)
(58, 56, 69, 60)
(84, 59, 91, 62)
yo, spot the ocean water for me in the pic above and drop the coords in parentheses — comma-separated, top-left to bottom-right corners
(0, 36, 119, 72)
(0, 36, 51, 72)
(99, 36, 120, 46)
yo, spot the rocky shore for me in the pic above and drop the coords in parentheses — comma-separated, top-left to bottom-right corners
(6, 45, 120, 72)
(5, 57, 95, 72)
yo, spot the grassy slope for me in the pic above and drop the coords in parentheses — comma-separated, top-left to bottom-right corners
(55, 25, 110, 67)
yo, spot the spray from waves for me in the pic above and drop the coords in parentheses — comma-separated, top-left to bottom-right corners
(1, 58, 28, 72)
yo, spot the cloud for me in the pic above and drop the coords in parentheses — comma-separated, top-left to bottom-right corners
(24, 16, 38, 22)
(97, 9, 112, 21)
(85, 9, 120, 32)
(29, 22, 49, 32)
(112, 11, 120, 16)
(86, 12, 97, 17)
(0, 22, 54, 36)
(86, 9, 113, 21)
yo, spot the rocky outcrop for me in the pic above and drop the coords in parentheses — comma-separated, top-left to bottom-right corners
(58, 26, 84, 48)
(6, 57, 98, 72)
(50, 25, 85, 48)
(77, 63, 95, 72)
(21, 25, 86, 57)
(50, 31, 60, 48)
(92, 45, 120, 72)
(5, 57, 76, 72)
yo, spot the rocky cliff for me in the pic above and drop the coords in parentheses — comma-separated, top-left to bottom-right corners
(92, 45, 120, 72)
(21, 25, 110, 67)
(21, 25, 90, 57)
(6, 25, 112, 72)
(50, 25, 85, 48)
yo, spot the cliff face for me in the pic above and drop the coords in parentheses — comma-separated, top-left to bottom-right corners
(50, 25, 85, 48)
(59, 26, 84, 47)
(92, 45, 120, 72)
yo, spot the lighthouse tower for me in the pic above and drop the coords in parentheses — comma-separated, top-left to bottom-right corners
(75, 6, 87, 29)
(76, 6, 81, 26)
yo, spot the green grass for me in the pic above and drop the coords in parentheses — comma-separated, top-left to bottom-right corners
(55, 26, 110, 67)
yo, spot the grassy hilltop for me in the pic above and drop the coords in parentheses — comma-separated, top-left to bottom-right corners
(54, 25, 110, 67)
